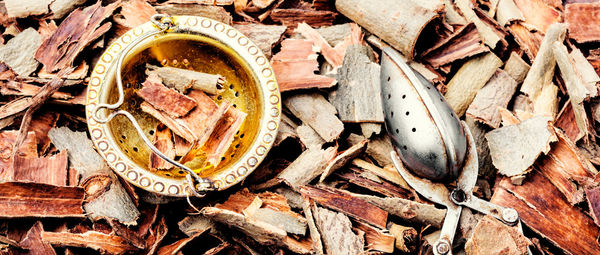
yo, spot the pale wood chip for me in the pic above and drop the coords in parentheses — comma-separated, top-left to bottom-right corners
(485, 116, 557, 177)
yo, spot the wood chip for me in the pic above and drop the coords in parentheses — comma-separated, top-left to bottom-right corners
(0, 130, 37, 181)
(295, 22, 345, 68)
(284, 93, 343, 142)
(48, 127, 140, 225)
(271, 39, 336, 92)
(353, 193, 445, 229)
(553, 43, 594, 142)
(585, 186, 600, 227)
(301, 199, 323, 255)
(486, 116, 557, 177)
(388, 223, 417, 253)
(496, 0, 525, 26)
(520, 23, 566, 116)
(329, 45, 383, 123)
(464, 215, 530, 255)
(270, 9, 336, 29)
(565, 3, 600, 43)
(296, 124, 325, 149)
(455, 0, 505, 49)
(13, 150, 68, 186)
(137, 74, 197, 118)
(146, 65, 225, 95)
(155, 4, 232, 25)
(354, 221, 394, 253)
(513, 0, 561, 33)
(299, 185, 388, 228)
(312, 206, 364, 255)
(202, 206, 287, 246)
(233, 23, 286, 58)
(535, 129, 596, 204)
(335, 0, 443, 58)
(503, 52, 530, 83)
(421, 23, 489, 68)
(203, 104, 246, 167)
(0, 182, 83, 218)
(273, 146, 337, 188)
(20, 221, 56, 255)
(150, 124, 175, 170)
(0, 28, 41, 76)
(491, 172, 600, 255)
(508, 23, 542, 60)
(50, 0, 86, 19)
(113, 0, 157, 34)
(41, 231, 137, 255)
(445, 52, 503, 116)
(319, 139, 366, 182)
(466, 69, 519, 128)
(35, 1, 118, 72)
(4, 0, 50, 18)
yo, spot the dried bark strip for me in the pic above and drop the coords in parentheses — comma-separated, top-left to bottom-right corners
(388, 223, 418, 253)
(150, 124, 175, 170)
(137, 74, 197, 118)
(520, 23, 566, 113)
(270, 9, 336, 29)
(0, 131, 37, 181)
(13, 150, 69, 186)
(20, 221, 56, 255)
(466, 69, 518, 128)
(353, 193, 445, 229)
(445, 52, 503, 116)
(35, 1, 118, 72)
(233, 24, 286, 58)
(496, 0, 524, 26)
(455, 0, 505, 49)
(299, 185, 388, 228)
(295, 22, 345, 68)
(535, 129, 596, 204)
(565, 3, 600, 43)
(586, 186, 600, 227)
(329, 45, 384, 123)
(273, 146, 337, 188)
(336, 0, 443, 58)
(49, 127, 140, 225)
(491, 172, 600, 255)
(338, 170, 412, 198)
(553, 43, 594, 142)
(503, 52, 530, 83)
(284, 93, 344, 142)
(0, 182, 84, 218)
(146, 65, 224, 95)
(155, 4, 232, 25)
(201, 206, 287, 246)
(271, 39, 336, 92)
(312, 206, 364, 255)
(513, 0, 561, 33)
(203, 104, 247, 167)
(421, 23, 488, 68)
(485, 116, 557, 177)
(354, 221, 395, 253)
(302, 199, 324, 255)
(296, 124, 325, 149)
(42, 231, 137, 255)
(319, 139, 367, 182)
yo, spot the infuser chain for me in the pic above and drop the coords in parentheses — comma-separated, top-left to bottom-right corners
(91, 14, 217, 197)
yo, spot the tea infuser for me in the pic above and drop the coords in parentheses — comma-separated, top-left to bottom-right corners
(380, 46, 526, 255)
(87, 14, 281, 197)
